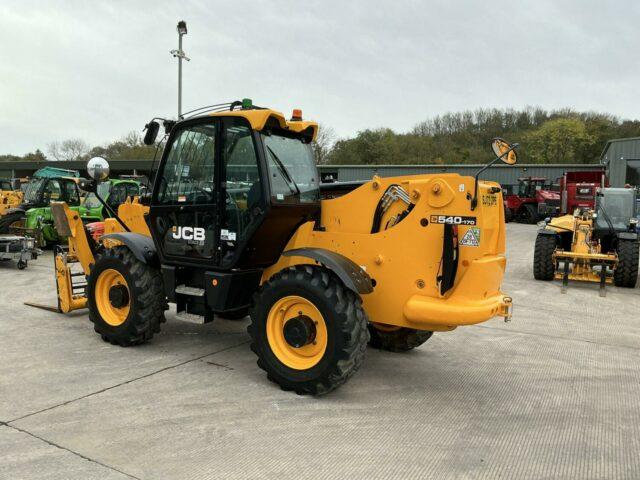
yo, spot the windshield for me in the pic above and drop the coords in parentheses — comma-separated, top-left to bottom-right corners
(23, 178, 45, 203)
(596, 189, 635, 231)
(84, 183, 111, 209)
(262, 132, 319, 204)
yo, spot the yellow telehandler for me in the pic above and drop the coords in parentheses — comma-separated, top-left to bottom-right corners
(33, 100, 515, 395)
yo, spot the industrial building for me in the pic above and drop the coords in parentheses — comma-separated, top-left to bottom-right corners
(600, 137, 640, 187)
(0, 160, 604, 189)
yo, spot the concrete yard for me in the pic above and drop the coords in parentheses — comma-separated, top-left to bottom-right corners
(1, 223, 640, 479)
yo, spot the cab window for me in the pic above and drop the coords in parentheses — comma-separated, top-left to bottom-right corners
(43, 180, 62, 202)
(62, 180, 80, 205)
(262, 131, 319, 204)
(157, 123, 217, 205)
(220, 118, 263, 267)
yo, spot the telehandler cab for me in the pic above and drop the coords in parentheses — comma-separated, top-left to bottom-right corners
(34, 101, 516, 395)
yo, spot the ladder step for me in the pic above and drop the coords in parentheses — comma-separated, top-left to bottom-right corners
(175, 310, 207, 324)
(175, 285, 205, 297)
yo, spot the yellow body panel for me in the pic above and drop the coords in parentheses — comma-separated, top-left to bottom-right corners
(0, 190, 24, 215)
(209, 109, 318, 140)
(545, 210, 618, 285)
(103, 198, 151, 236)
(263, 174, 511, 331)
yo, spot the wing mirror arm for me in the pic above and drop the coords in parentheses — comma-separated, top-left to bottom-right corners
(470, 142, 519, 211)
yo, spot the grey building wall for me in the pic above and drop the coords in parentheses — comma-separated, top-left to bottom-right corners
(318, 164, 604, 187)
(600, 137, 640, 187)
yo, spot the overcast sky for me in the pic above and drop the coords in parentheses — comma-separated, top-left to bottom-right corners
(1, 0, 638, 155)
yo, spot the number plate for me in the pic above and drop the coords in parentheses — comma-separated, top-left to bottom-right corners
(430, 215, 477, 226)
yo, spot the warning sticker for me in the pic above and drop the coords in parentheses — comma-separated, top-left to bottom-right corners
(460, 227, 480, 247)
(220, 229, 237, 241)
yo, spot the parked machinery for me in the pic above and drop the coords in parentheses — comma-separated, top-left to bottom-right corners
(504, 177, 559, 224)
(559, 170, 605, 215)
(30, 102, 516, 395)
(533, 187, 639, 295)
(0, 168, 81, 234)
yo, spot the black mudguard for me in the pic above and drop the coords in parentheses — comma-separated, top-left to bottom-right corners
(618, 232, 638, 241)
(101, 232, 157, 265)
(282, 247, 374, 294)
(537, 228, 559, 237)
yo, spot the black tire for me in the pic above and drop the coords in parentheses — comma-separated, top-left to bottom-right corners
(248, 265, 369, 396)
(17, 260, 27, 270)
(504, 207, 513, 223)
(519, 204, 538, 224)
(533, 233, 557, 280)
(87, 247, 166, 346)
(614, 240, 639, 288)
(0, 212, 24, 234)
(368, 326, 433, 352)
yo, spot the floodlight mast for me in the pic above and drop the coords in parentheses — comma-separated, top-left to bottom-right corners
(170, 20, 190, 118)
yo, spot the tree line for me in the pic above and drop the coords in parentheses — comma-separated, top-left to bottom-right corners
(2, 107, 639, 165)
(323, 107, 640, 165)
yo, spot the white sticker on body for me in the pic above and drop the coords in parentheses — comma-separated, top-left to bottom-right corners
(460, 227, 480, 247)
(459, 183, 465, 192)
(220, 229, 237, 241)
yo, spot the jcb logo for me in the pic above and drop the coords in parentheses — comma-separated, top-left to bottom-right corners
(172, 226, 205, 241)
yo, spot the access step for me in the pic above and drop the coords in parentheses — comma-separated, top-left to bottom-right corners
(175, 285, 205, 296)
(175, 311, 207, 324)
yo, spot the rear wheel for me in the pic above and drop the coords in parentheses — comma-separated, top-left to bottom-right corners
(248, 265, 369, 395)
(614, 240, 639, 288)
(533, 233, 557, 280)
(519, 204, 538, 224)
(87, 247, 165, 346)
(0, 212, 24, 234)
(504, 207, 513, 223)
(368, 324, 433, 352)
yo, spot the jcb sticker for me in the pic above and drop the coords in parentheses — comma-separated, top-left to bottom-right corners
(172, 226, 205, 241)
(430, 215, 477, 226)
(482, 194, 497, 207)
(460, 227, 481, 247)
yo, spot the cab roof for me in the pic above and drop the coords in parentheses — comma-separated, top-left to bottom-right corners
(208, 108, 318, 141)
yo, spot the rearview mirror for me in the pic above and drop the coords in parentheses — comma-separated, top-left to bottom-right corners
(143, 120, 160, 145)
(87, 157, 110, 182)
(491, 137, 518, 165)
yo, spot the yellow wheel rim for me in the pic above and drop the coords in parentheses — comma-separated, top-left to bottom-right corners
(266, 295, 328, 370)
(95, 268, 130, 327)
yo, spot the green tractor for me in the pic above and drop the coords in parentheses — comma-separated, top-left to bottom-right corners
(78, 179, 142, 222)
(0, 168, 81, 235)
(20, 178, 141, 247)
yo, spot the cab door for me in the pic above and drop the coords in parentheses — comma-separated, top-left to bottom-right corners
(149, 118, 220, 266)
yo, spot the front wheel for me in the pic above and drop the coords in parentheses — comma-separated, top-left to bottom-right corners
(614, 240, 639, 288)
(87, 247, 166, 346)
(248, 265, 369, 395)
(533, 233, 557, 280)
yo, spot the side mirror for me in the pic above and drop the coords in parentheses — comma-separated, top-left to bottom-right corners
(143, 121, 160, 145)
(87, 157, 110, 182)
(491, 138, 518, 165)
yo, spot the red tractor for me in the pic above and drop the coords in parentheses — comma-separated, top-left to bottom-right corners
(559, 170, 605, 215)
(504, 177, 560, 224)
